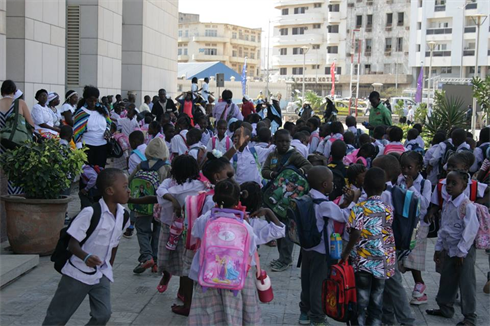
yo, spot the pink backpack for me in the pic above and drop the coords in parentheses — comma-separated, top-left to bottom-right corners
(383, 144, 405, 155)
(212, 136, 231, 151)
(459, 200, 490, 250)
(113, 133, 130, 152)
(199, 208, 251, 293)
(343, 149, 368, 166)
(185, 189, 214, 251)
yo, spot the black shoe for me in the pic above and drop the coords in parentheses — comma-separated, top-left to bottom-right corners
(123, 228, 134, 238)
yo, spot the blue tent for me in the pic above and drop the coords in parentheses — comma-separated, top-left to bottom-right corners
(178, 62, 241, 82)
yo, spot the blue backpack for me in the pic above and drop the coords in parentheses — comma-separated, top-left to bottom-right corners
(389, 185, 420, 260)
(409, 142, 425, 156)
(286, 195, 327, 250)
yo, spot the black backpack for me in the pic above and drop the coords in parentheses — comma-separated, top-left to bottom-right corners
(51, 202, 129, 274)
(438, 141, 472, 179)
(327, 161, 347, 202)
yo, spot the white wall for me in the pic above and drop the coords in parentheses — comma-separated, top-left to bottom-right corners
(6, 0, 66, 108)
(122, 0, 178, 104)
(0, 0, 6, 84)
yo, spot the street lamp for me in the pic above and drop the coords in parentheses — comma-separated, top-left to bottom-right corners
(470, 13, 488, 135)
(427, 41, 436, 107)
(301, 45, 310, 100)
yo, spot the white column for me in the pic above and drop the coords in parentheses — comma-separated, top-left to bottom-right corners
(0, 0, 6, 83)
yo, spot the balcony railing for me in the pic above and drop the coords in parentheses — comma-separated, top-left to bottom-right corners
(465, 26, 476, 33)
(425, 50, 451, 57)
(466, 3, 477, 9)
(426, 28, 452, 35)
(463, 50, 475, 56)
(435, 5, 446, 12)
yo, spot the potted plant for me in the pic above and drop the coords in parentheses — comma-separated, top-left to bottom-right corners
(0, 139, 86, 255)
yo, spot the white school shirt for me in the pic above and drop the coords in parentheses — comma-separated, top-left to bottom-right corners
(291, 139, 309, 159)
(206, 135, 232, 154)
(81, 108, 107, 146)
(188, 143, 206, 161)
(309, 129, 320, 154)
(110, 111, 121, 128)
(434, 192, 479, 258)
(374, 139, 385, 158)
(253, 144, 275, 166)
(305, 189, 351, 255)
(61, 199, 130, 285)
(347, 126, 363, 136)
(248, 218, 286, 246)
(416, 135, 425, 149)
(171, 130, 189, 155)
(232, 146, 263, 185)
(397, 174, 432, 224)
(200, 129, 213, 147)
(32, 104, 55, 128)
(404, 139, 419, 151)
(128, 144, 147, 174)
(430, 177, 487, 206)
(201, 82, 209, 102)
(471, 142, 490, 173)
(119, 117, 139, 137)
(322, 133, 344, 159)
(424, 144, 440, 185)
(156, 178, 208, 225)
(188, 210, 258, 282)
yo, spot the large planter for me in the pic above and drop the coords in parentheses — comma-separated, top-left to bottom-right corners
(1, 195, 71, 255)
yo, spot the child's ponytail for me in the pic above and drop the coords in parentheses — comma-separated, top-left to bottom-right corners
(214, 179, 240, 208)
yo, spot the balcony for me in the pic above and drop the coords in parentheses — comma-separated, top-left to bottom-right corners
(272, 33, 323, 46)
(434, 5, 446, 12)
(327, 11, 341, 24)
(464, 26, 476, 33)
(273, 53, 324, 66)
(192, 35, 228, 43)
(276, 12, 324, 26)
(274, 0, 323, 8)
(178, 36, 190, 43)
(230, 56, 260, 65)
(230, 37, 261, 47)
(326, 52, 339, 63)
(425, 50, 451, 57)
(426, 28, 452, 35)
(192, 54, 229, 62)
(466, 2, 477, 10)
(463, 50, 475, 56)
(178, 55, 189, 61)
(326, 33, 340, 44)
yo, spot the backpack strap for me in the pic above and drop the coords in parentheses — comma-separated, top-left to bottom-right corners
(132, 149, 147, 161)
(81, 202, 102, 247)
(225, 136, 231, 151)
(470, 180, 478, 202)
(179, 133, 189, 149)
(140, 160, 150, 171)
(149, 159, 168, 172)
(420, 178, 426, 195)
(278, 150, 294, 170)
(403, 190, 414, 218)
(212, 136, 216, 150)
(437, 179, 444, 208)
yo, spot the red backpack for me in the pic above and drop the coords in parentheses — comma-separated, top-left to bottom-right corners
(322, 261, 357, 323)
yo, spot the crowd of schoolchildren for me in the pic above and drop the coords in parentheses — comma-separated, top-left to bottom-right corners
(38, 84, 490, 326)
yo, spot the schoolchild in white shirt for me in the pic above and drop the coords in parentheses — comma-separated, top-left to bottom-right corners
(471, 126, 490, 172)
(424, 132, 446, 185)
(171, 115, 191, 157)
(291, 131, 309, 159)
(413, 124, 425, 149)
(426, 171, 479, 326)
(128, 131, 147, 175)
(307, 118, 321, 154)
(43, 169, 130, 326)
(206, 119, 232, 154)
(321, 121, 345, 159)
(195, 114, 213, 147)
(119, 105, 139, 137)
(186, 128, 206, 166)
(162, 123, 175, 157)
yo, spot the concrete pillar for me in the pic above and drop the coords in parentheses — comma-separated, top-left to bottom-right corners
(6, 0, 66, 108)
(67, 0, 122, 97)
(0, 0, 6, 84)
(121, 0, 178, 105)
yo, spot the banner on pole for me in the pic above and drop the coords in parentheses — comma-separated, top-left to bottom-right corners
(415, 67, 423, 103)
(330, 61, 336, 97)
(241, 58, 248, 96)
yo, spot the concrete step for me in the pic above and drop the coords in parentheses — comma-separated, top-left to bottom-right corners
(0, 254, 39, 288)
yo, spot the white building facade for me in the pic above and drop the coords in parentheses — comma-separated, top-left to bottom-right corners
(409, 0, 490, 81)
(272, 0, 412, 99)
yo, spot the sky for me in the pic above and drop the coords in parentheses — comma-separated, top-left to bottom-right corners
(178, 0, 277, 68)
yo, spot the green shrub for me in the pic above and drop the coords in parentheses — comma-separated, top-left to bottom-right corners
(0, 139, 86, 199)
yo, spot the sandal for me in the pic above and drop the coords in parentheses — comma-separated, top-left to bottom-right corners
(172, 304, 190, 317)
(157, 274, 172, 293)
(425, 309, 449, 318)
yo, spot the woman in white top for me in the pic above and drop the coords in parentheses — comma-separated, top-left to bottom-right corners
(191, 77, 198, 100)
(73, 86, 111, 167)
(60, 90, 78, 127)
(47, 92, 62, 128)
(31, 89, 60, 135)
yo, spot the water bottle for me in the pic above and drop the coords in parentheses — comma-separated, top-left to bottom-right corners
(330, 233, 342, 260)
(166, 215, 184, 251)
(255, 270, 274, 303)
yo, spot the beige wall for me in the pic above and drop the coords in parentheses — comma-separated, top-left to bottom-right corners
(6, 0, 66, 108)
(122, 0, 178, 104)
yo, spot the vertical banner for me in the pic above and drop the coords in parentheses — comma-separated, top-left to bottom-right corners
(415, 67, 423, 103)
(241, 57, 248, 96)
(330, 61, 336, 97)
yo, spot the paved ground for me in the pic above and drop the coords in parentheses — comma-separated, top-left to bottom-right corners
(1, 188, 490, 326)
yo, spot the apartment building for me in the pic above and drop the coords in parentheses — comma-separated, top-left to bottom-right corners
(178, 13, 262, 78)
(409, 0, 490, 80)
(272, 0, 412, 98)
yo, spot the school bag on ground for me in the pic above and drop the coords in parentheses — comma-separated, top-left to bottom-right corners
(198, 208, 251, 293)
(389, 185, 420, 260)
(184, 189, 214, 251)
(128, 160, 169, 215)
(51, 202, 129, 273)
(322, 261, 357, 323)
(263, 166, 310, 219)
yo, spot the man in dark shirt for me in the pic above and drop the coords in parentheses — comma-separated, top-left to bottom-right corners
(151, 88, 176, 121)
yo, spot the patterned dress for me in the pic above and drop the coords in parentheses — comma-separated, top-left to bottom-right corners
(0, 101, 23, 195)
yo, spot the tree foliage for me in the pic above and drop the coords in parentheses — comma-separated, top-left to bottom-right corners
(425, 91, 466, 139)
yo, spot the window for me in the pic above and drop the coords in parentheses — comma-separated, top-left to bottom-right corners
(280, 68, 287, 75)
(280, 48, 287, 55)
(312, 44, 320, 49)
(327, 46, 338, 53)
(232, 50, 237, 57)
(205, 30, 217, 37)
(365, 39, 372, 52)
(396, 37, 403, 52)
(384, 63, 391, 74)
(282, 8, 289, 15)
(385, 38, 392, 51)
(244, 52, 249, 58)
(292, 27, 307, 35)
(232, 32, 237, 39)
(441, 67, 452, 74)
(355, 41, 360, 53)
(178, 48, 182, 55)
(312, 65, 320, 69)
(314, 3, 322, 8)
(417, 44, 421, 52)
(292, 67, 304, 75)
(327, 25, 339, 33)
(387, 13, 393, 26)
(250, 53, 255, 59)
(325, 67, 341, 74)
(244, 34, 249, 41)
(367, 15, 373, 27)
(178, 30, 183, 37)
(251, 35, 256, 42)
(204, 48, 217, 55)
(294, 7, 307, 14)
(328, 4, 340, 12)
(280, 28, 288, 36)
(365, 64, 371, 74)
(185, 30, 188, 37)
(184, 48, 187, 55)
(356, 15, 363, 28)
(325, 67, 331, 74)
(293, 47, 305, 55)
(417, 22, 422, 30)
(397, 13, 404, 26)
(313, 24, 321, 29)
